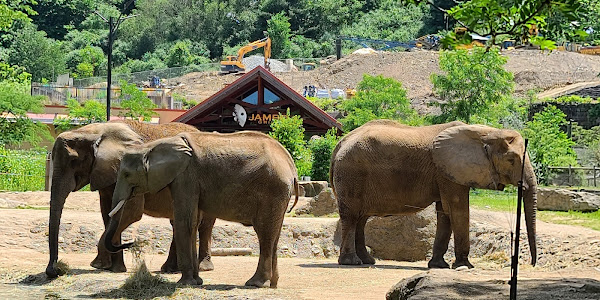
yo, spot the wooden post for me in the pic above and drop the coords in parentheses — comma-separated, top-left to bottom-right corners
(568, 165, 572, 186)
(595, 165, 597, 187)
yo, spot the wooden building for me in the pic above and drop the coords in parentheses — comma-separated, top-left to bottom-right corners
(174, 66, 342, 135)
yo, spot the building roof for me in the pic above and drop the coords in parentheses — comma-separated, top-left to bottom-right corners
(174, 66, 342, 134)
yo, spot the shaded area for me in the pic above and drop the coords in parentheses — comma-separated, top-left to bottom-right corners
(387, 271, 600, 300)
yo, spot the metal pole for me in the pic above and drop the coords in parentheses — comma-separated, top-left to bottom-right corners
(106, 16, 113, 122)
(510, 139, 528, 300)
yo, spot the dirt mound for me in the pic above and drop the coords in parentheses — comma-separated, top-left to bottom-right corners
(171, 50, 600, 109)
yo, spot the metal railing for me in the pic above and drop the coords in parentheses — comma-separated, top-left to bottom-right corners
(547, 166, 600, 187)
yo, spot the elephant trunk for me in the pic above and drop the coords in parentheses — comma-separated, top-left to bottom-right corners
(523, 161, 538, 266)
(46, 170, 75, 278)
(104, 207, 134, 253)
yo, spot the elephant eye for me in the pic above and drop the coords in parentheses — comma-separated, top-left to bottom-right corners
(508, 158, 515, 165)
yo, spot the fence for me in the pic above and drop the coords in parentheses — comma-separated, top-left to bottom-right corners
(547, 166, 600, 187)
(0, 149, 49, 192)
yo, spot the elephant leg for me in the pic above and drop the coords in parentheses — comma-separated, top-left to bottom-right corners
(338, 202, 362, 265)
(428, 201, 451, 269)
(355, 216, 375, 265)
(245, 212, 284, 288)
(92, 187, 126, 272)
(171, 180, 202, 285)
(198, 215, 216, 272)
(160, 219, 179, 273)
(445, 187, 473, 269)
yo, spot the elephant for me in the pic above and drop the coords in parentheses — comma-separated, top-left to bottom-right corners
(104, 131, 299, 287)
(330, 120, 537, 269)
(45, 120, 201, 278)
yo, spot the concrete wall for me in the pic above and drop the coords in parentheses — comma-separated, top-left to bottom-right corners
(529, 102, 600, 129)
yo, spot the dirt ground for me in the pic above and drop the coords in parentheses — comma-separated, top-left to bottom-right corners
(1, 191, 600, 299)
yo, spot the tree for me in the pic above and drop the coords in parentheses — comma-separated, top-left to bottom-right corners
(0, 62, 31, 84)
(53, 98, 106, 131)
(118, 80, 157, 121)
(308, 128, 339, 181)
(430, 47, 514, 124)
(267, 12, 292, 58)
(340, 74, 421, 132)
(0, 81, 49, 146)
(7, 23, 68, 82)
(0, 0, 36, 31)
(269, 109, 312, 177)
(410, 0, 584, 49)
(340, 2, 426, 42)
(523, 105, 578, 184)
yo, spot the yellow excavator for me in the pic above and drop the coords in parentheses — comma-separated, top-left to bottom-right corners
(220, 37, 271, 74)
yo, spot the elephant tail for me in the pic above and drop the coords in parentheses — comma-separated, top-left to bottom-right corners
(288, 177, 299, 213)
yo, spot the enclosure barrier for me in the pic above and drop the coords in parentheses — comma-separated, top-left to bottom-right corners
(547, 165, 600, 187)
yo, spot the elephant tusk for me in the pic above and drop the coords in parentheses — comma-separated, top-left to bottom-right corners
(108, 200, 125, 218)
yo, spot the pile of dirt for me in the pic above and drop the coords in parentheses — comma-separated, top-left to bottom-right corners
(171, 50, 600, 109)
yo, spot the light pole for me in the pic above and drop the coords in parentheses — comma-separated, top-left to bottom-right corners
(96, 0, 137, 121)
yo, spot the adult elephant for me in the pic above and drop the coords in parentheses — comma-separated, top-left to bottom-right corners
(330, 120, 537, 269)
(104, 131, 299, 287)
(45, 120, 201, 278)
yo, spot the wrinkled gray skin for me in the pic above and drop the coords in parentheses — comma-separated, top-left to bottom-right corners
(330, 120, 537, 269)
(105, 131, 299, 287)
(45, 121, 200, 278)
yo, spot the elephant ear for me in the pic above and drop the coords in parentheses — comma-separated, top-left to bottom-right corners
(432, 125, 500, 189)
(90, 131, 143, 191)
(145, 135, 194, 194)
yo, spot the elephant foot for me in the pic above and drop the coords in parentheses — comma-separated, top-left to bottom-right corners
(357, 251, 376, 265)
(245, 275, 270, 288)
(45, 262, 63, 278)
(428, 258, 450, 269)
(108, 263, 127, 273)
(178, 276, 203, 285)
(199, 258, 214, 272)
(452, 259, 474, 269)
(90, 254, 112, 270)
(160, 261, 179, 273)
(338, 252, 363, 265)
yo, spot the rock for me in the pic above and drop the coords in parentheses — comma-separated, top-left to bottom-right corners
(294, 188, 337, 216)
(364, 205, 436, 261)
(538, 188, 600, 212)
(299, 181, 329, 197)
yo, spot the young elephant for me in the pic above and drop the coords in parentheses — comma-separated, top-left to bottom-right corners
(104, 131, 298, 287)
(331, 120, 537, 269)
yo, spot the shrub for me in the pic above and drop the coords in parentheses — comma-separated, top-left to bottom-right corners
(523, 105, 578, 184)
(308, 128, 339, 181)
(269, 109, 312, 177)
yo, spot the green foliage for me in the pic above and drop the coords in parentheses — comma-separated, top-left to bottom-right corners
(0, 81, 49, 146)
(0, 146, 46, 191)
(118, 80, 157, 122)
(172, 93, 197, 110)
(53, 98, 106, 131)
(7, 23, 68, 82)
(308, 128, 339, 181)
(267, 12, 292, 58)
(269, 109, 312, 177)
(0, 62, 31, 84)
(340, 2, 426, 42)
(430, 47, 514, 124)
(341, 74, 421, 132)
(523, 105, 578, 184)
(470, 96, 528, 129)
(410, 0, 584, 48)
(549, 95, 595, 104)
(307, 96, 342, 112)
(0, 0, 36, 31)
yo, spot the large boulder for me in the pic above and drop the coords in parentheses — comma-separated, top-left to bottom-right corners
(538, 188, 600, 212)
(300, 181, 328, 197)
(295, 188, 338, 216)
(364, 204, 437, 261)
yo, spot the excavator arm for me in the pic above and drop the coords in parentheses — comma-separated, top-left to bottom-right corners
(221, 37, 271, 74)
